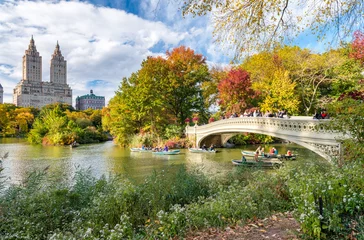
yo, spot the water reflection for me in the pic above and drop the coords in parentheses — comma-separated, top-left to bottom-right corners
(0, 138, 325, 185)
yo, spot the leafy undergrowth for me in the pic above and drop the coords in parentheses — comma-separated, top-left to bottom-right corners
(0, 159, 363, 239)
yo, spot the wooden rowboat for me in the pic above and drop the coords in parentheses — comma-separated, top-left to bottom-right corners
(232, 159, 283, 168)
(152, 151, 180, 155)
(188, 148, 217, 153)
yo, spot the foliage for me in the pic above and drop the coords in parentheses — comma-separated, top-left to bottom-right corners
(182, 0, 363, 59)
(324, 98, 364, 164)
(1, 156, 363, 239)
(0, 104, 36, 137)
(350, 30, 364, 65)
(259, 69, 299, 114)
(201, 66, 228, 109)
(28, 105, 107, 145)
(105, 46, 210, 146)
(217, 69, 258, 115)
(230, 133, 275, 145)
(286, 162, 364, 239)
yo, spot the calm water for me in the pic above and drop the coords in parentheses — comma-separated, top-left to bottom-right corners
(0, 138, 325, 184)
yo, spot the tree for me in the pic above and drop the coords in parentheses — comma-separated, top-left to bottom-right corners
(350, 30, 364, 65)
(165, 46, 210, 125)
(201, 66, 229, 109)
(217, 68, 258, 114)
(182, 0, 364, 58)
(106, 46, 210, 146)
(325, 98, 364, 164)
(259, 69, 300, 114)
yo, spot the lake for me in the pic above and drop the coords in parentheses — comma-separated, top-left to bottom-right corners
(0, 138, 325, 184)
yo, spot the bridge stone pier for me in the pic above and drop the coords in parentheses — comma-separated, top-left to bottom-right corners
(185, 117, 343, 162)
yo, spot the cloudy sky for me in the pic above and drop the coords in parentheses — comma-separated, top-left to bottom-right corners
(0, 0, 344, 105)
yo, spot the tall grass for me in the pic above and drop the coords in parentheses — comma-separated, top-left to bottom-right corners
(0, 160, 362, 239)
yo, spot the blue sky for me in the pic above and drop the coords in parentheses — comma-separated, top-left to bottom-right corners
(0, 0, 356, 105)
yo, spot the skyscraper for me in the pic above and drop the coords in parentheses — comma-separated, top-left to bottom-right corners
(13, 36, 72, 108)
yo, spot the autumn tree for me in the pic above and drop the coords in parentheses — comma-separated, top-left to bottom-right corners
(350, 30, 364, 65)
(165, 46, 210, 125)
(201, 66, 228, 109)
(259, 70, 299, 114)
(106, 46, 209, 145)
(217, 69, 258, 115)
(182, 0, 363, 58)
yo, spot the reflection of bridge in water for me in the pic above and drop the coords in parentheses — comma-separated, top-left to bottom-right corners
(185, 117, 343, 162)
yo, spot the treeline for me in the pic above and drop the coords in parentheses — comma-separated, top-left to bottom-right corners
(103, 32, 364, 146)
(0, 103, 107, 145)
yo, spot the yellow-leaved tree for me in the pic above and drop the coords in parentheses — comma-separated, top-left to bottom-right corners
(259, 70, 299, 114)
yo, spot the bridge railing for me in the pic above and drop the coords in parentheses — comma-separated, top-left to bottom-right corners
(185, 116, 332, 135)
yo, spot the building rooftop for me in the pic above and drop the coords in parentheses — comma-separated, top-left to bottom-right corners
(76, 90, 105, 99)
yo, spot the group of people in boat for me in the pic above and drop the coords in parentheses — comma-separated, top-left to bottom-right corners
(220, 108, 289, 119)
(245, 146, 292, 162)
(202, 144, 215, 151)
(141, 145, 169, 152)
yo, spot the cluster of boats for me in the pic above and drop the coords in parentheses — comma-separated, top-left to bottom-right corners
(130, 147, 217, 155)
(130, 147, 297, 169)
(232, 150, 297, 168)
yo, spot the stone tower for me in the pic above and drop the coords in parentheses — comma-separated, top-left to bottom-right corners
(50, 41, 67, 84)
(0, 83, 3, 104)
(13, 36, 72, 108)
(22, 35, 42, 82)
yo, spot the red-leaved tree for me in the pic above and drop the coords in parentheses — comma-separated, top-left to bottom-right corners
(217, 69, 259, 115)
(350, 30, 364, 65)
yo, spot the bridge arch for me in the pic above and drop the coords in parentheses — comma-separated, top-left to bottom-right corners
(185, 117, 342, 162)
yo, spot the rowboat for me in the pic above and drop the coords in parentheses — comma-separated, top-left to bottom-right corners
(130, 148, 153, 152)
(70, 143, 80, 148)
(279, 154, 297, 160)
(188, 148, 217, 153)
(232, 159, 283, 168)
(241, 150, 278, 158)
(241, 150, 296, 160)
(152, 151, 180, 155)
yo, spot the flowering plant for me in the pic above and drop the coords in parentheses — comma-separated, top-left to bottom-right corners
(184, 118, 190, 123)
(192, 117, 199, 123)
(208, 117, 215, 123)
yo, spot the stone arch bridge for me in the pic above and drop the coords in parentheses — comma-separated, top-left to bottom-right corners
(185, 117, 343, 162)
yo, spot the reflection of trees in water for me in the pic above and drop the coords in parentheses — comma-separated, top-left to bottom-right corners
(0, 140, 325, 186)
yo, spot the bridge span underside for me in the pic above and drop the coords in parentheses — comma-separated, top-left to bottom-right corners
(185, 117, 342, 162)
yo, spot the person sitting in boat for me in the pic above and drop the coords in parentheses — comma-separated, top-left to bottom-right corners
(163, 145, 169, 152)
(141, 145, 145, 150)
(209, 144, 215, 151)
(261, 147, 265, 156)
(274, 148, 278, 155)
(255, 146, 262, 153)
(269, 147, 275, 154)
(287, 150, 292, 156)
(202, 144, 207, 150)
(254, 150, 259, 162)
(241, 155, 247, 162)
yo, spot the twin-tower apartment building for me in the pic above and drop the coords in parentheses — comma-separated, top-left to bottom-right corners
(13, 36, 72, 108)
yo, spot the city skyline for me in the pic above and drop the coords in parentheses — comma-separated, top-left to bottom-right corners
(0, 0, 352, 105)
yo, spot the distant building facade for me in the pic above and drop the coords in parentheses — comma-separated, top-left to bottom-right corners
(76, 90, 105, 110)
(13, 36, 72, 108)
(0, 83, 3, 104)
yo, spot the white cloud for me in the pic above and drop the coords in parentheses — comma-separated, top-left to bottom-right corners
(0, 0, 189, 105)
